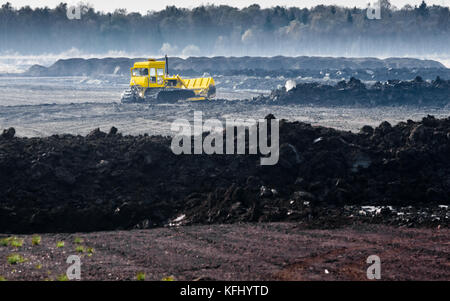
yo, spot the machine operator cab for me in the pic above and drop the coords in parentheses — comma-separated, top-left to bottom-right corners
(130, 59, 166, 87)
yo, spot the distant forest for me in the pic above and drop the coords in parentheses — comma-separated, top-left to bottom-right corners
(0, 1, 449, 57)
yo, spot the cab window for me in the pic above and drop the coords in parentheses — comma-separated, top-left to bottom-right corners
(157, 69, 164, 76)
(150, 68, 156, 83)
(132, 68, 148, 76)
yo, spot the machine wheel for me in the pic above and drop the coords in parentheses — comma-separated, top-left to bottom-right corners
(121, 86, 141, 103)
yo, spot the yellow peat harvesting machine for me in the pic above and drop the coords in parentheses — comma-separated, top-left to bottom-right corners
(121, 55, 216, 103)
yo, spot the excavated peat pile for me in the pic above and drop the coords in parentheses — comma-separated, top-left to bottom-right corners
(254, 76, 450, 106)
(0, 115, 449, 233)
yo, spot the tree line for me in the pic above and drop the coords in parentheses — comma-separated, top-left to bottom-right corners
(0, 1, 448, 57)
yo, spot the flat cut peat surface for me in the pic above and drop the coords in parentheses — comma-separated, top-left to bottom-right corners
(0, 223, 448, 281)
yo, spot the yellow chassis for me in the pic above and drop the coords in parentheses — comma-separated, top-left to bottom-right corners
(129, 59, 215, 100)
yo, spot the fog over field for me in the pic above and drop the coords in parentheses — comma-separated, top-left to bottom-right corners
(0, 1, 449, 68)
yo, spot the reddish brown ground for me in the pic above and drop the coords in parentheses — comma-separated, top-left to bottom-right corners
(0, 223, 448, 281)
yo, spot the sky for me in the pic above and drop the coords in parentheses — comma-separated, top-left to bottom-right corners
(4, 0, 450, 13)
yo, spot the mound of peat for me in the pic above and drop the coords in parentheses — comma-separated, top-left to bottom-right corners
(254, 76, 450, 106)
(26, 56, 445, 77)
(0, 115, 449, 233)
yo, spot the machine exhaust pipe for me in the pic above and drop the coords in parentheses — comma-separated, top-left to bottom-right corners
(165, 54, 169, 75)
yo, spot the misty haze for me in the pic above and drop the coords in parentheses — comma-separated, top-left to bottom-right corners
(0, 1, 449, 63)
